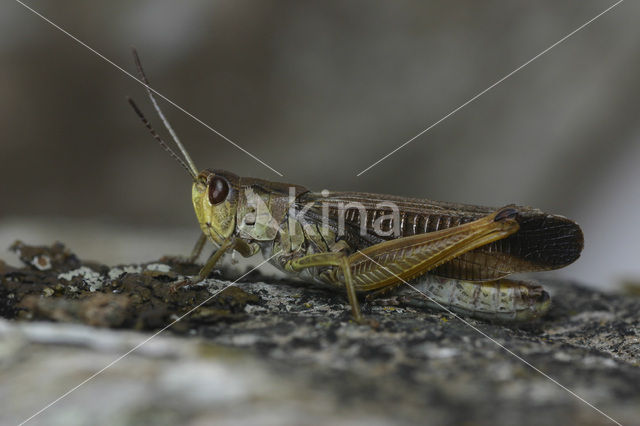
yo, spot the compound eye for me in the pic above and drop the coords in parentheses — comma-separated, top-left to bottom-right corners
(208, 176, 229, 205)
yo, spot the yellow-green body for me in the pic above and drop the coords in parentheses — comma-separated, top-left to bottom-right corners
(188, 168, 581, 322)
(128, 49, 580, 322)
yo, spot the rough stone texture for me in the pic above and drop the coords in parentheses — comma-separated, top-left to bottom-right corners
(1, 242, 639, 425)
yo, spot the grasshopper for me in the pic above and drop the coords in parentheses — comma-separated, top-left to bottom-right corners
(128, 50, 583, 323)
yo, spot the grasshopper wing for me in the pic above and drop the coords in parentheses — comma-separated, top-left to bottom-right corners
(299, 191, 584, 281)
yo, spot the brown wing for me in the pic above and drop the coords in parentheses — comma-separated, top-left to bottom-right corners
(297, 191, 584, 281)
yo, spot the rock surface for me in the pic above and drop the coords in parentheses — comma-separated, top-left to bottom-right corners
(1, 242, 639, 425)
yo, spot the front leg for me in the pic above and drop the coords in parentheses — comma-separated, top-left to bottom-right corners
(159, 233, 208, 267)
(170, 237, 251, 292)
(187, 233, 208, 263)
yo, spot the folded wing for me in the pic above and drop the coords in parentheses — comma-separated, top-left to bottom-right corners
(297, 191, 584, 281)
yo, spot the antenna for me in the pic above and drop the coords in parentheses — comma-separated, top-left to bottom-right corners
(131, 47, 199, 177)
(127, 97, 197, 181)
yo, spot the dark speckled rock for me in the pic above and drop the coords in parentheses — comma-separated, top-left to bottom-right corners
(0, 242, 638, 425)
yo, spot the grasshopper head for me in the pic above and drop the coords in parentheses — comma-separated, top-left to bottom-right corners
(192, 169, 240, 246)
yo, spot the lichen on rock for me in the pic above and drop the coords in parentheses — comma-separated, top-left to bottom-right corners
(0, 241, 639, 425)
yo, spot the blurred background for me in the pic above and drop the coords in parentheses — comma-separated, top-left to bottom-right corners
(1, 0, 637, 290)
